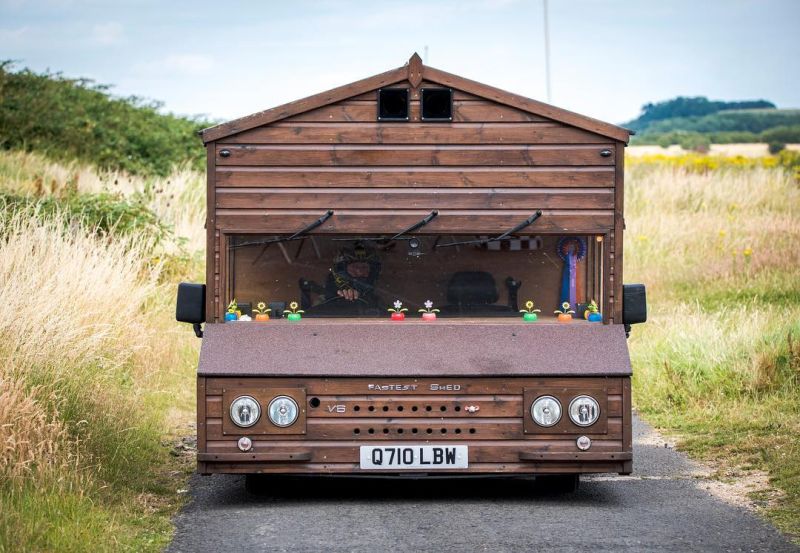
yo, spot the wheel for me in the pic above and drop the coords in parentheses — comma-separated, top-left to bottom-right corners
(535, 474, 580, 494)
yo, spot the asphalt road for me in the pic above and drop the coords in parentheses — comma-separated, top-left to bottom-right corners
(168, 416, 798, 552)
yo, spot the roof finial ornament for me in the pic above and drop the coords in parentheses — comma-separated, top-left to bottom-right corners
(408, 52, 423, 88)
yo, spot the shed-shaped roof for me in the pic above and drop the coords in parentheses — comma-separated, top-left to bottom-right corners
(200, 53, 631, 144)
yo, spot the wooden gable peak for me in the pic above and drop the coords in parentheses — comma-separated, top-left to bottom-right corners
(200, 53, 631, 144)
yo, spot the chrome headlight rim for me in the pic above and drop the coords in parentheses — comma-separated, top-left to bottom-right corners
(568, 395, 601, 427)
(267, 395, 299, 427)
(530, 395, 562, 427)
(229, 395, 261, 428)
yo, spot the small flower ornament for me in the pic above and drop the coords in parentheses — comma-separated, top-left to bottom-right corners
(283, 301, 305, 321)
(419, 300, 440, 321)
(388, 300, 408, 321)
(519, 299, 541, 322)
(253, 301, 271, 321)
(585, 299, 602, 322)
(225, 298, 239, 321)
(554, 301, 575, 323)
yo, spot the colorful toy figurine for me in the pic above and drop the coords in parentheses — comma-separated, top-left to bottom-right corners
(585, 299, 603, 322)
(419, 300, 439, 321)
(253, 302, 271, 321)
(225, 299, 239, 321)
(554, 301, 575, 323)
(283, 301, 304, 321)
(519, 300, 541, 322)
(388, 300, 408, 321)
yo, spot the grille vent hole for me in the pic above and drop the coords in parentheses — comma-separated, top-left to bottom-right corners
(412, 406, 419, 412)
(426, 428, 433, 434)
(469, 428, 476, 434)
(383, 428, 389, 434)
(309, 397, 320, 408)
(440, 406, 447, 412)
(412, 428, 418, 434)
(368, 428, 375, 434)
(353, 428, 360, 435)
(382, 406, 389, 412)
(454, 406, 461, 412)
(397, 428, 404, 434)
(397, 406, 404, 412)
(353, 405, 360, 412)
(455, 428, 462, 434)
(425, 406, 432, 412)
(441, 428, 447, 434)
(368, 406, 375, 412)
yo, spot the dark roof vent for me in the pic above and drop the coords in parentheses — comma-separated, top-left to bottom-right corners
(421, 88, 453, 121)
(378, 88, 409, 121)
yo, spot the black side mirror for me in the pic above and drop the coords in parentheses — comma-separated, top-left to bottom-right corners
(622, 284, 647, 337)
(176, 283, 206, 337)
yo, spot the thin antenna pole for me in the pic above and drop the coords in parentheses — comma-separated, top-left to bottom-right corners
(543, 0, 552, 103)
(424, 45, 429, 64)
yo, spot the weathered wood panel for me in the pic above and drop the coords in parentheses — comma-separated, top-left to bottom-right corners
(205, 395, 621, 424)
(215, 187, 614, 210)
(215, 209, 614, 234)
(205, 377, 625, 396)
(204, 439, 626, 458)
(224, 122, 611, 145)
(205, 417, 622, 441)
(216, 167, 615, 188)
(215, 145, 615, 167)
(285, 100, 549, 123)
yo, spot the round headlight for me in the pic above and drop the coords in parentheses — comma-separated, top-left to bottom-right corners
(569, 395, 600, 427)
(230, 395, 260, 428)
(268, 396, 299, 427)
(530, 395, 562, 427)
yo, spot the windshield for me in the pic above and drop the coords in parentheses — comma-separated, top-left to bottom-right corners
(227, 234, 604, 319)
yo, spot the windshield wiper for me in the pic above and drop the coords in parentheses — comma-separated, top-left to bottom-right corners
(331, 210, 439, 244)
(230, 210, 334, 249)
(435, 210, 543, 248)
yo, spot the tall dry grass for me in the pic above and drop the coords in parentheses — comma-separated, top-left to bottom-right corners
(626, 160, 800, 536)
(0, 210, 198, 550)
(0, 149, 206, 253)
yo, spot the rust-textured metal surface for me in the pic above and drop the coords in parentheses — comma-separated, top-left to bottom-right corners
(197, 321, 631, 377)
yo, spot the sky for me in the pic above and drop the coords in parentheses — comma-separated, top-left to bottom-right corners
(1, 0, 798, 125)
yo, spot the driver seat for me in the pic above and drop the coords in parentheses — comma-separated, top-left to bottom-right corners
(443, 271, 515, 316)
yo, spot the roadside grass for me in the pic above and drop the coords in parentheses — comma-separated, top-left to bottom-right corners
(0, 151, 203, 552)
(626, 159, 800, 540)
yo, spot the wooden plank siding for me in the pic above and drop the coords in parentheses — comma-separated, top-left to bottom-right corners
(206, 81, 623, 322)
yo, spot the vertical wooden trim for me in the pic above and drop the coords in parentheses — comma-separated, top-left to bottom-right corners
(602, 232, 611, 323)
(613, 142, 625, 323)
(621, 376, 632, 474)
(218, 231, 229, 321)
(205, 144, 217, 322)
(197, 376, 209, 474)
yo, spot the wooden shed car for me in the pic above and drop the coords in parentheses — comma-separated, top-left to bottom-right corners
(176, 54, 647, 489)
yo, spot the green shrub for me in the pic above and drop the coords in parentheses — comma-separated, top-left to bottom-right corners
(768, 142, 786, 154)
(0, 62, 212, 176)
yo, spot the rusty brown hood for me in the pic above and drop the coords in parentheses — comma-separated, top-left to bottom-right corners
(197, 320, 631, 377)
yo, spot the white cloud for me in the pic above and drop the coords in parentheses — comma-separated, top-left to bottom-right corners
(134, 54, 215, 77)
(91, 21, 123, 45)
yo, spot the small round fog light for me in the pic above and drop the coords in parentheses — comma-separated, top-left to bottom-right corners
(576, 435, 591, 451)
(237, 436, 252, 452)
(268, 396, 299, 427)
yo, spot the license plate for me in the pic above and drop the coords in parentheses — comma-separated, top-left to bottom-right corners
(359, 445, 468, 470)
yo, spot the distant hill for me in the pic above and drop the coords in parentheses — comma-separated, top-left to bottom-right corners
(0, 62, 212, 176)
(625, 96, 800, 150)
